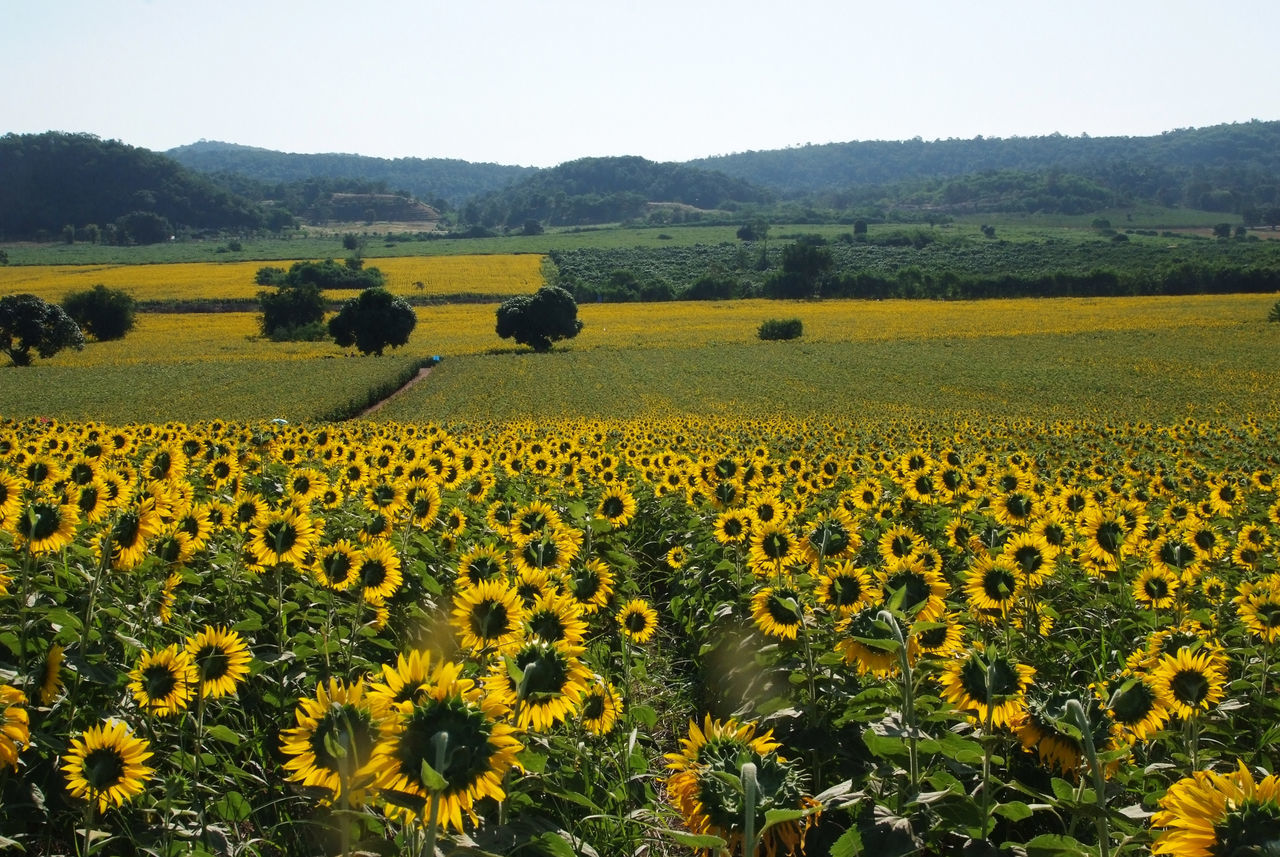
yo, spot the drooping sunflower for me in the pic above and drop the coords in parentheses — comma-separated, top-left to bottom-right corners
(185, 625, 252, 699)
(1150, 647, 1226, 720)
(61, 719, 155, 813)
(249, 508, 319, 568)
(37, 643, 65, 705)
(1016, 690, 1124, 780)
(836, 607, 902, 677)
(750, 585, 809, 641)
(939, 646, 1036, 729)
(617, 598, 659, 644)
(1151, 760, 1280, 857)
(664, 715, 819, 857)
(1, 685, 30, 770)
(487, 639, 591, 731)
(129, 644, 196, 717)
(451, 579, 526, 655)
(366, 660, 522, 833)
(280, 677, 388, 805)
(578, 678, 623, 737)
(358, 539, 404, 605)
(13, 495, 79, 555)
(816, 560, 872, 618)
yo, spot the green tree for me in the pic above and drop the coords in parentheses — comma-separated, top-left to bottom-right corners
(258, 282, 326, 339)
(764, 238, 832, 299)
(329, 288, 417, 355)
(495, 285, 583, 352)
(62, 284, 137, 341)
(0, 293, 85, 367)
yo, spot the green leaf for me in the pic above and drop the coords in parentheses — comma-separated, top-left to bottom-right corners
(214, 790, 251, 822)
(517, 749, 547, 773)
(1024, 833, 1091, 857)
(663, 830, 728, 849)
(995, 800, 1034, 821)
(528, 831, 576, 857)
(205, 724, 241, 746)
(419, 759, 447, 792)
(630, 704, 657, 729)
(1050, 777, 1077, 803)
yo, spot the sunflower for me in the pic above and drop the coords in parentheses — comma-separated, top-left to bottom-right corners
(836, 607, 902, 677)
(522, 591, 588, 648)
(366, 660, 522, 833)
(13, 495, 79, 555)
(596, 484, 637, 529)
(249, 508, 319, 568)
(750, 585, 809, 641)
(452, 579, 526, 655)
(1, 685, 29, 770)
(877, 523, 923, 564)
(1133, 565, 1180, 609)
(666, 545, 690, 570)
(1150, 648, 1226, 720)
(37, 643, 64, 706)
(61, 719, 155, 813)
(185, 625, 252, 699)
(280, 677, 387, 805)
(358, 539, 404, 604)
(129, 645, 196, 717)
(801, 508, 861, 564)
(617, 598, 659, 644)
(964, 554, 1022, 616)
(1080, 506, 1130, 569)
(487, 639, 591, 731)
(1104, 671, 1170, 742)
(713, 508, 754, 546)
(0, 471, 24, 528)
(878, 556, 949, 621)
(456, 544, 508, 590)
(368, 649, 438, 709)
(749, 521, 797, 576)
(665, 715, 819, 857)
(578, 678, 623, 737)
(1151, 760, 1280, 857)
(512, 527, 581, 577)
(1016, 690, 1124, 780)
(816, 560, 872, 618)
(939, 646, 1036, 729)
(1234, 575, 1280, 644)
(1003, 531, 1056, 586)
(313, 540, 360, 591)
(511, 500, 562, 544)
(909, 612, 967, 662)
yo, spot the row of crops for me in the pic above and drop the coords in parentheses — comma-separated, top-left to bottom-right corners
(1, 414, 1278, 855)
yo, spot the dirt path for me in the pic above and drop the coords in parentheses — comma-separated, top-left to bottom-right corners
(359, 365, 434, 417)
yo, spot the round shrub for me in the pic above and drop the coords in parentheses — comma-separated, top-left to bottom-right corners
(758, 318, 803, 341)
(61, 284, 136, 341)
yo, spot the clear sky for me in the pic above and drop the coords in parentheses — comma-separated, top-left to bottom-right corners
(4, 0, 1277, 168)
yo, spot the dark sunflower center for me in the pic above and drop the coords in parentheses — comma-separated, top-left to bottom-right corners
(1012, 545, 1043, 574)
(1143, 577, 1171, 600)
(581, 693, 606, 720)
(571, 571, 601, 600)
(624, 610, 651, 634)
(265, 520, 299, 552)
(470, 601, 511, 639)
(1257, 601, 1280, 628)
(398, 700, 493, 791)
(360, 559, 388, 589)
(309, 706, 376, 774)
(143, 664, 179, 700)
(959, 656, 1022, 702)
(194, 644, 231, 682)
(113, 511, 142, 547)
(885, 571, 930, 615)
(601, 497, 625, 518)
(982, 569, 1018, 602)
(322, 552, 354, 584)
(82, 747, 127, 791)
(528, 611, 566, 642)
(22, 502, 61, 540)
(761, 533, 790, 560)
(809, 522, 850, 557)
(1170, 669, 1210, 706)
(828, 576, 863, 606)
(766, 592, 803, 626)
(516, 650, 570, 697)
(1095, 521, 1125, 553)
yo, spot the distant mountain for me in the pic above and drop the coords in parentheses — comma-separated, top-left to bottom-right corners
(167, 141, 535, 208)
(688, 120, 1280, 215)
(0, 132, 264, 241)
(462, 155, 773, 228)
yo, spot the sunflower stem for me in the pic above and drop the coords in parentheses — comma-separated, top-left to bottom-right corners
(79, 799, 95, 857)
(980, 661, 997, 842)
(742, 760, 759, 857)
(1066, 698, 1110, 857)
(423, 732, 448, 857)
(879, 610, 918, 796)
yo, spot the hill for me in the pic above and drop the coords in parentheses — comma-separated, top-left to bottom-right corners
(689, 120, 1280, 218)
(0, 132, 265, 241)
(462, 155, 773, 228)
(166, 141, 535, 209)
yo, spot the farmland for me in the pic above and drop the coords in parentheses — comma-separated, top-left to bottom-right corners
(2, 236, 1280, 856)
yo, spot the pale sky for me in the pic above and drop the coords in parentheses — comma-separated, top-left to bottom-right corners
(4, 0, 1277, 168)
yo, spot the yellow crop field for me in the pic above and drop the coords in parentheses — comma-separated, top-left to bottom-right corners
(0, 254, 545, 302)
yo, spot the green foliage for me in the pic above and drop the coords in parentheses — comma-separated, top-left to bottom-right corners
(496, 285, 583, 352)
(329, 288, 417, 356)
(1268, 299, 1280, 323)
(0, 293, 85, 366)
(114, 210, 172, 245)
(258, 282, 326, 339)
(765, 237, 833, 298)
(254, 258, 385, 289)
(61, 284, 137, 341)
(758, 318, 803, 340)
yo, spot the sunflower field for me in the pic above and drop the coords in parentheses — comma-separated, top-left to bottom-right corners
(1, 412, 1278, 857)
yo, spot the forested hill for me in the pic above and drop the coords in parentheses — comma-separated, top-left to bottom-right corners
(0, 132, 265, 241)
(166, 141, 536, 208)
(688, 120, 1280, 215)
(462, 156, 773, 228)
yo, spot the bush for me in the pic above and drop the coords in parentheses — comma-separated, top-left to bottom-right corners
(329, 288, 417, 356)
(61, 284, 137, 341)
(259, 282, 326, 339)
(255, 260, 384, 290)
(1269, 299, 1280, 323)
(0, 293, 85, 366)
(496, 285, 583, 352)
(758, 318, 803, 341)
